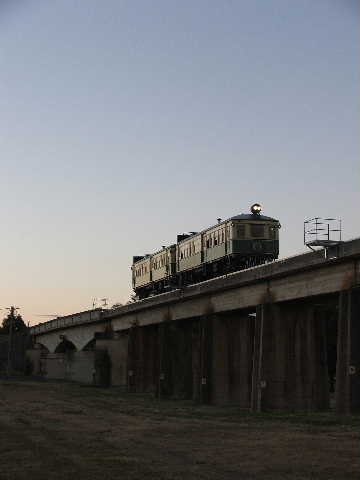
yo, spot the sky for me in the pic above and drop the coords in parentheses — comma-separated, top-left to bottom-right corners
(0, 0, 358, 325)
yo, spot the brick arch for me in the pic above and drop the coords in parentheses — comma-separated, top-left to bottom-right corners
(33, 323, 108, 353)
(35, 342, 50, 352)
(54, 338, 77, 353)
(82, 338, 96, 351)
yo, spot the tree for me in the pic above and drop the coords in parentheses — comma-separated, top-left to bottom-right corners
(0, 310, 27, 335)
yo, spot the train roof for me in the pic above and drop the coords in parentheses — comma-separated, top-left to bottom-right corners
(132, 244, 176, 265)
(177, 213, 280, 244)
(229, 213, 279, 222)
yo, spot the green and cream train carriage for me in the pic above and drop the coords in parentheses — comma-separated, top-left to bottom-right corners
(132, 204, 280, 299)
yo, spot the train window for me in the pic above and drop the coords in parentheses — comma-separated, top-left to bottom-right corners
(237, 225, 245, 238)
(250, 224, 264, 238)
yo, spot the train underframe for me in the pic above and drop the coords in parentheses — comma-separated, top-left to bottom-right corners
(135, 254, 276, 300)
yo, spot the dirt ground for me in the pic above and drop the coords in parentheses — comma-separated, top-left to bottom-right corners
(0, 379, 358, 480)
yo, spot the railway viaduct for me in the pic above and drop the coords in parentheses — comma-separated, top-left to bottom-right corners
(29, 238, 360, 414)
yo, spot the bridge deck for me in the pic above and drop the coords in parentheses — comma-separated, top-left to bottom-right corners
(31, 238, 360, 336)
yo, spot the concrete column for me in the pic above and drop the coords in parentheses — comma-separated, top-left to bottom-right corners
(225, 312, 254, 407)
(257, 301, 330, 412)
(349, 288, 360, 411)
(142, 325, 159, 394)
(96, 334, 129, 387)
(25, 348, 42, 375)
(312, 308, 330, 409)
(158, 321, 169, 397)
(127, 324, 137, 392)
(255, 303, 289, 412)
(127, 324, 160, 394)
(336, 288, 360, 414)
(191, 319, 201, 402)
(170, 321, 193, 399)
(251, 304, 265, 412)
(211, 314, 229, 404)
(199, 315, 213, 404)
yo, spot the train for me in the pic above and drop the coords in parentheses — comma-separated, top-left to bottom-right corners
(132, 204, 280, 299)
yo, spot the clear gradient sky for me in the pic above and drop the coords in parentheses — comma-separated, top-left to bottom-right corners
(0, 1, 358, 325)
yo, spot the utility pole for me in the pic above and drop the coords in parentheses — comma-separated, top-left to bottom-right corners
(6, 306, 20, 377)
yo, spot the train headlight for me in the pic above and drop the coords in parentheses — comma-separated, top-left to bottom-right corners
(250, 203, 262, 215)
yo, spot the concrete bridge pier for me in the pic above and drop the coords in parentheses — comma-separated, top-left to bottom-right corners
(252, 301, 330, 412)
(96, 331, 129, 387)
(127, 323, 158, 394)
(336, 287, 360, 414)
(211, 313, 254, 406)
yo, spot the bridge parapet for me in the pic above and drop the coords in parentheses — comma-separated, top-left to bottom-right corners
(30, 308, 103, 336)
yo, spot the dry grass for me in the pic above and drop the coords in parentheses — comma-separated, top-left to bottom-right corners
(0, 378, 358, 479)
